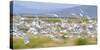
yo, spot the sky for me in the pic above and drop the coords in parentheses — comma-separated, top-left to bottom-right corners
(13, 1, 79, 10)
(12, 1, 79, 14)
(10, 1, 97, 17)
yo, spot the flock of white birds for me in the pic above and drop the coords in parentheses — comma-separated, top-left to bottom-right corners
(11, 15, 97, 44)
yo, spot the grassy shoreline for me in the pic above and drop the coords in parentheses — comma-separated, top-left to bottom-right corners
(11, 35, 97, 49)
